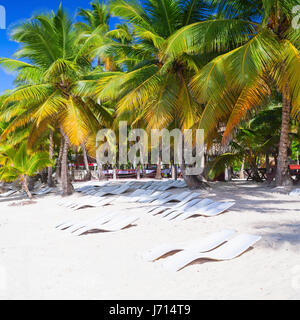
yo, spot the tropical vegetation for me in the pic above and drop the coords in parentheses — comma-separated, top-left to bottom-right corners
(0, 0, 299, 197)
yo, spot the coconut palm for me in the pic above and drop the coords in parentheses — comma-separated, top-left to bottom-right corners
(164, 0, 300, 186)
(207, 105, 283, 182)
(0, 143, 52, 199)
(0, 7, 112, 195)
(75, 0, 216, 188)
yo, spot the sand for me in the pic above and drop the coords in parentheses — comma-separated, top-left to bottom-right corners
(0, 180, 300, 300)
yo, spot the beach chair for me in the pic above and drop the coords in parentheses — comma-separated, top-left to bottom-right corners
(96, 185, 129, 197)
(33, 187, 54, 195)
(73, 215, 140, 235)
(162, 233, 262, 271)
(147, 192, 201, 215)
(56, 210, 118, 230)
(128, 189, 154, 202)
(161, 199, 213, 220)
(0, 190, 17, 197)
(150, 191, 192, 206)
(173, 200, 235, 220)
(143, 229, 236, 261)
(71, 197, 113, 210)
(65, 211, 121, 233)
(138, 191, 171, 203)
(289, 189, 300, 196)
(140, 181, 153, 189)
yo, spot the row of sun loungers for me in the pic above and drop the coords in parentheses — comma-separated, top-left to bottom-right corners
(54, 182, 261, 271)
(58, 181, 235, 219)
(139, 180, 187, 191)
(143, 229, 261, 271)
(0, 186, 54, 198)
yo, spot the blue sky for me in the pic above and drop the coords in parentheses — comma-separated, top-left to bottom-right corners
(0, 0, 118, 93)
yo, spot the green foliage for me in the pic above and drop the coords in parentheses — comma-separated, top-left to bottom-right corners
(0, 143, 53, 182)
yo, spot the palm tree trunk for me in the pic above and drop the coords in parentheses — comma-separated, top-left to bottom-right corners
(22, 176, 33, 199)
(276, 85, 292, 186)
(48, 130, 54, 187)
(56, 136, 64, 183)
(239, 158, 245, 179)
(97, 162, 106, 180)
(60, 130, 73, 196)
(180, 163, 208, 189)
(82, 144, 91, 181)
(155, 156, 162, 179)
(137, 164, 141, 180)
(113, 165, 117, 180)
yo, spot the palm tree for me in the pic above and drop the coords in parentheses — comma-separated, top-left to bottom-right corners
(164, 0, 300, 186)
(207, 105, 283, 182)
(0, 143, 52, 199)
(0, 7, 111, 195)
(76, 0, 215, 188)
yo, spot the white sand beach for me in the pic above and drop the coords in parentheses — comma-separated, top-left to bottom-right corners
(1, 180, 300, 300)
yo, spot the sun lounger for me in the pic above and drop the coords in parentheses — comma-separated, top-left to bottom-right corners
(95, 185, 130, 197)
(65, 211, 121, 233)
(0, 190, 17, 197)
(173, 201, 235, 220)
(147, 192, 201, 215)
(164, 199, 213, 220)
(138, 191, 171, 203)
(143, 229, 236, 261)
(33, 187, 54, 195)
(162, 233, 262, 271)
(128, 189, 154, 202)
(74, 215, 140, 235)
(150, 191, 192, 206)
(289, 189, 300, 196)
(56, 210, 118, 230)
(71, 197, 113, 210)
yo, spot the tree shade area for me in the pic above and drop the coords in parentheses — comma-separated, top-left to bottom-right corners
(0, 0, 299, 197)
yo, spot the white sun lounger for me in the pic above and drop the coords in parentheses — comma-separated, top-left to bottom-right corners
(147, 192, 201, 215)
(74, 215, 140, 235)
(151, 191, 192, 206)
(71, 197, 113, 210)
(138, 191, 172, 203)
(63, 195, 105, 208)
(163, 233, 262, 271)
(173, 201, 235, 220)
(143, 229, 237, 261)
(66, 211, 121, 233)
(33, 187, 54, 195)
(56, 210, 115, 230)
(95, 185, 130, 197)
(164, 199, 214, 220)
(0, 190, 17, 197)
(289, 189, 300, 196)
(128, 189, 154, 202)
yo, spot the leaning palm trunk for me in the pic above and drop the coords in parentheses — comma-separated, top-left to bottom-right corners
(60, 131, 73, 196)
(21, 175, 33, 199)
(276, 85, 292, 186)
(82, 144, 91, 181)
(48, 130, 55, 187)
